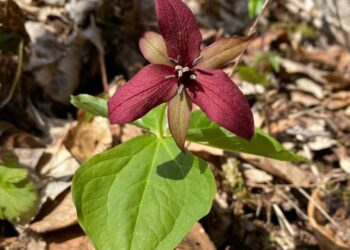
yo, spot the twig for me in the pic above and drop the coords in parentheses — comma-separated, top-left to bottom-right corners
(99, 52, 109, 94)
(297, 188, 341, 230)
(273, 203, 296, 236)
(277, 189, 309, 221)
(230, 0, 271, 77)
(0, 39, 24, 110)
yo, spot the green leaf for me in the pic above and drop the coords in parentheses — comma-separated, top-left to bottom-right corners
(237, 65, 269, 85)
(70, 94, 168, 137)
(70, 94, 108, 118)
(0, 165, 39, 222)
(72, 135, 216, 250)
(188, 110, 307, 162)
(268, 53, 280, 73)
(131, 104, 168, 137)
(248, 0, 263, 17)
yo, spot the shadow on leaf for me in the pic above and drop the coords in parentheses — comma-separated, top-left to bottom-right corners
(157, 151, 208, 180)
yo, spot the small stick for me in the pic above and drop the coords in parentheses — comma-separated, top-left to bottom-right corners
(230, 0, 271, 77)
(297, 188, 341, 230)
(273, 203, 296, 236)
(277, 189, 309, 221)
(99, 52, 109, 94)
(0, 39, 24, 109)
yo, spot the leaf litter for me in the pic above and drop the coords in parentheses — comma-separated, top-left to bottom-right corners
(1, 0, 350, 249)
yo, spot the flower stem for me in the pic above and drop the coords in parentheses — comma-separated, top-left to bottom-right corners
(158, 104, 167, 138)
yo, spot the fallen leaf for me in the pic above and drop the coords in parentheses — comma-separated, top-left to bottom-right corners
(31, 191, 77, 233)
(241, 155, 313, 186)
(177, 223, 216, 250)
(65, 116, 112, 163)
(45, 225, 94, 250)
(334, 147, 350, 174)
(295, 78, 325, 99)
(291, 91, 320, 107)
(39, 145, 79, 178)
(243, 166, 273, 184)
(308, 136, 337, 151)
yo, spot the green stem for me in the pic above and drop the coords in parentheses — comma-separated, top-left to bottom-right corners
(158, 104, 167, 138)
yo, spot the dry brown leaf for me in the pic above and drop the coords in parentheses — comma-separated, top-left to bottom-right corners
(48, 235, 94, 250)
(278, 58, 327, 84)
(308, 189, 350, 250)
(323, 91, 350, 110)
(30, 191, 77, 233)
(39, 145, 79, 178)
(0, 126, 44, 148)
(247, 29, 288, 52)
(243, 167, 273, 184)
(119, 124, 144, 143)
(241, 155, 313, 186)
(291, 91, 320, 107)
(177, 223, 216, 250)
(307, 136, 337, 151)
(65, 116, 112, 163)
(295, 78, 325, 99)
(334, 146, 350, 174)
(45, 225, 94, 250)
(0, 235, 46, 250)
(188, 142, 224, 157)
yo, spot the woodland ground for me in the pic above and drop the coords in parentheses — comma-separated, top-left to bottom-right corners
(0, 0, 350, 249)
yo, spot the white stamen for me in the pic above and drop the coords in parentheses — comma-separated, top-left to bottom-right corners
(164, 75, 176, 80)
(169, 58, 177, 64)
(190, 74, 197, 80)
(169, 55, 182, 65)
(193, 55, 202, 66)
(175, 65, 183, 71)
(182, 67, 190, 72)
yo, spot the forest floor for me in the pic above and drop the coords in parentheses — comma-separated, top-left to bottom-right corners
(1, 0, 350, 249)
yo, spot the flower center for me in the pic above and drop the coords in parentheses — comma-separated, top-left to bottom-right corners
(165, 55, 202, 94)
(175, 65, 196, 79)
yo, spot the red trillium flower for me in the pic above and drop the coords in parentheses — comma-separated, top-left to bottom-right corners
(108, 0, 254, 149)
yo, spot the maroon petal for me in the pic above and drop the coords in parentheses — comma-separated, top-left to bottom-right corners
(186, 70, 254, 140)
(155, 0, 202, 66)
(108, 64, 178, 124)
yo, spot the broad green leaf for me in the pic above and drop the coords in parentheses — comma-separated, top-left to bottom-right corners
(72, 135, 216, 250)
(0, 165, 39, 222)
(70, 94, 167, 137)
(131, 104, 168, 137)
(71, 94, 108, 118)
(188, 110, 306, 162)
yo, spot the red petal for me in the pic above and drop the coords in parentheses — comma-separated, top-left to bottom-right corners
(108, 64, 178, 124)
(155, 0, 202, 66)
(186, 70, 254, 140)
